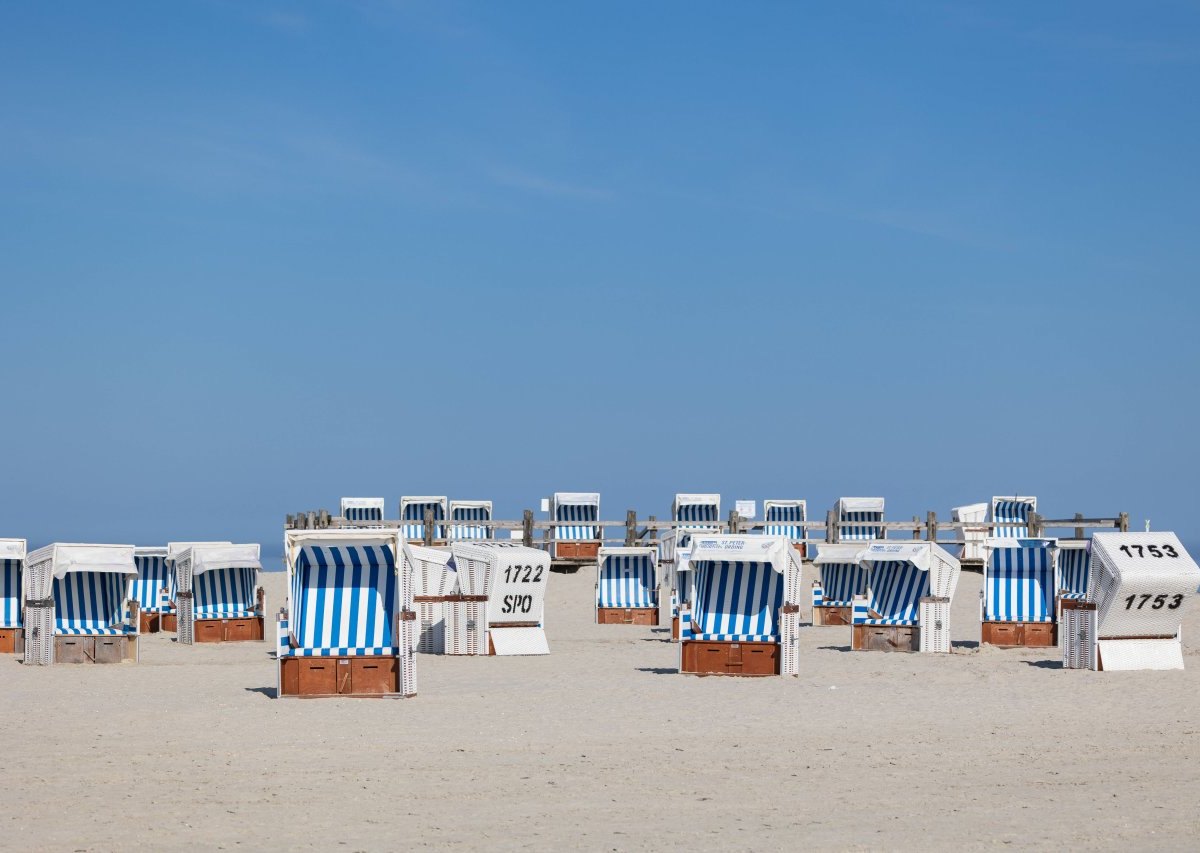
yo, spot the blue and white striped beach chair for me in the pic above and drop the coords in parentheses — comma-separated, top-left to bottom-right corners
(596, 547, 659, 625)
(763, 500, 807, 546)
(175, 543, 264, 644)
(981, 537, 1058, 646)
(679, 535, 803, 676)
(550, 492, 601, 559)
(1057, 541, 1091, 604)
(851, 543, 961, 652)
(278, 529, 415, 696)
(400, 496, 448, 543)
(834, 497, 885, 541)
(341, 497, 385, 526)
(665, 494, 721, 639)
(449, 500, 492, 541)
(0, 539, 25, 654)
(810, 543, 868, 626)
(991, 496, 1037, 538)
(21, 543, 138, 666)
(131, 547, 171, 633)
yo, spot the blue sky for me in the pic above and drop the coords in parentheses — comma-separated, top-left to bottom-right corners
(2, 2, 1197, 555)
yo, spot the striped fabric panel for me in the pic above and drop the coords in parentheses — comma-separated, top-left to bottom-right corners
(598, 554, 657, 608)
(54, 572, 128, 635)
(402, 502, 445, 540)
(1058, 548, 1091, 599)
(292, 544, 397, 651)
(132, 555, 174, 612)
(346, 507, 383, 523)
(851, 598, 870, 624)
(993, 500, 1034, 538)
(765, 504, 805, 540)
(555, 503, 598, 540)
(818, 563, 867, 607)
(677, 504, 718, 523)
(194, 567, 258, 617)
(691, 560, 784, 641)
(1, 560, 20, 628)
(679, 609, 693, 640)
(451, 505, 491, 540)
(863, 561, 929, 626)
(985, 545, 1054, 622)
(841, 511, 883, 540)
(289, 646, 395, 657)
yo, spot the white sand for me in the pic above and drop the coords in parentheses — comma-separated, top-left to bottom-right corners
(4, 565, 1200, 851)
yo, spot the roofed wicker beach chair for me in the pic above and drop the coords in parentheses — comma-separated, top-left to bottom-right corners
(341, 497, 385, 527)
(176, 543, 265, 644)
(834, 497, 885, 541)
(131, 546, 171, 634)
(952, 502, 989, 563)
(980, 537, 1058, 647)
(404, 543, 456, 654)
(400, 496, 448, 544)
(23, 543, 139, 665)
(810, 542, 868, 626)
(278, 529, 415, 697)
(445, 542, 551, 656)
(678, 535, 802, 677)
(550, 492, 601, 560)
(763, 499, 807, 552)
(449, 500, 493, 541)
(663, 493, 721, 642)
(851, 542, 961, 653)
(595, 546, 659, 626)
(1062, 532, 1200, 671)
(991, 496, 1037, 538)
(0, 539, 26, 655)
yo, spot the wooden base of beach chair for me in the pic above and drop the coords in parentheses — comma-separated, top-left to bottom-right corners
(160, 612, 178, 632)
(406, 540, 448, 548)
(279, 656, 403, 697)
(194, 616, 265, 643)
(139, 612, 161, 634)
(556, 542, 599, 560)
(981, 621, 1057, 648)
(597, 607, 658, 626)
(813, 605, 852, 627)
(54, 635, 135, 664)
(852, 624, 918, 652)
(680, 640, 779, 676)
(0, 627, 24, 655)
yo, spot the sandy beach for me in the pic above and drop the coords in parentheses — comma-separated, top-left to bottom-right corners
(4, 563, 1200, 852)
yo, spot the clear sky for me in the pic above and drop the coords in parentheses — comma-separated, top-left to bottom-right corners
(2, 2, 1197, 557)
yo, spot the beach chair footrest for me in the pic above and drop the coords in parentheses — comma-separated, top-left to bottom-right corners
(280, 655, 403, 697)
(852, 624, 918, 652)
(982, 621, 1056, 647)
(597, 607, 658, 626)
(0, 627, 24, 655)
(194, 616, 265, 643)
(681, 640, 779, 676)
(813, 605, 852, 627)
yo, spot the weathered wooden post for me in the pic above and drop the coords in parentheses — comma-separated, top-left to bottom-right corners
(647, 515, 657, 547)
(286, 514, 294, 529)
(728, 510, 739, 535)
(911, 515, 920, 541)
(306, 511, 317, 530)
(423, 509, 434, 546)
(927, 511, 937, 542)
(522, 509, 534, 548)
(826, 509, 838, 544)
(319, 509, 330, 529)
(1029, 511, 1043, 538)
(1119, 512, 1129, 533)
(1074, 512, 1084, 540)
(625, 510, 636, 547)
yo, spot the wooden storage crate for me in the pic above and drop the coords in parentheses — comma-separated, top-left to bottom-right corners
(194, 616, 265, 643)
(982, 621, 1057, 647)
(852, 624, 918, 652)
(279, 655, 401, 697)
(0, 627, 24, 655)
(813, 605, 852, 627)
(139, 612, 161, 634)
(597, 607, 658, 626)
(160, 612, 178, 632)
(556, 542, 599, 560)
(54, 635, 133, 664)
(681, 640, 779, 676)
(671, 615, 679, 640)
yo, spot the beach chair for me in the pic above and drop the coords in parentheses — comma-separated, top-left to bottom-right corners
(1056, 540, 1091, 607)
(449, 500, 492, 541)
(980, 537, 1058, 647)
(678, 534, 802, 676)
(763, 500, 807, 552)
(663, 493, 721, 641)
(404, 543, 456, 654)
(341, 497, 385, 526)
(1062, 532, 1199, 671)
(834, 497, 885, 541)
(277, 529, 415, 697)
(991, 496, 1037, 538)
(445, 542, 551, 655)
(810, 543, 868, 626)
(175, 543, 265, 644)
(400, 496, 447, 544)
(0, 539, 26, 655)
(131, 547, 172, 634)
(163, 541, 232, 632)
(595, 547, 658, 625)
(952, 502, 988, 563)
(22, 543, 138, 666)
(851, 542, 961, 653)
(550, 492, 601, 560)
